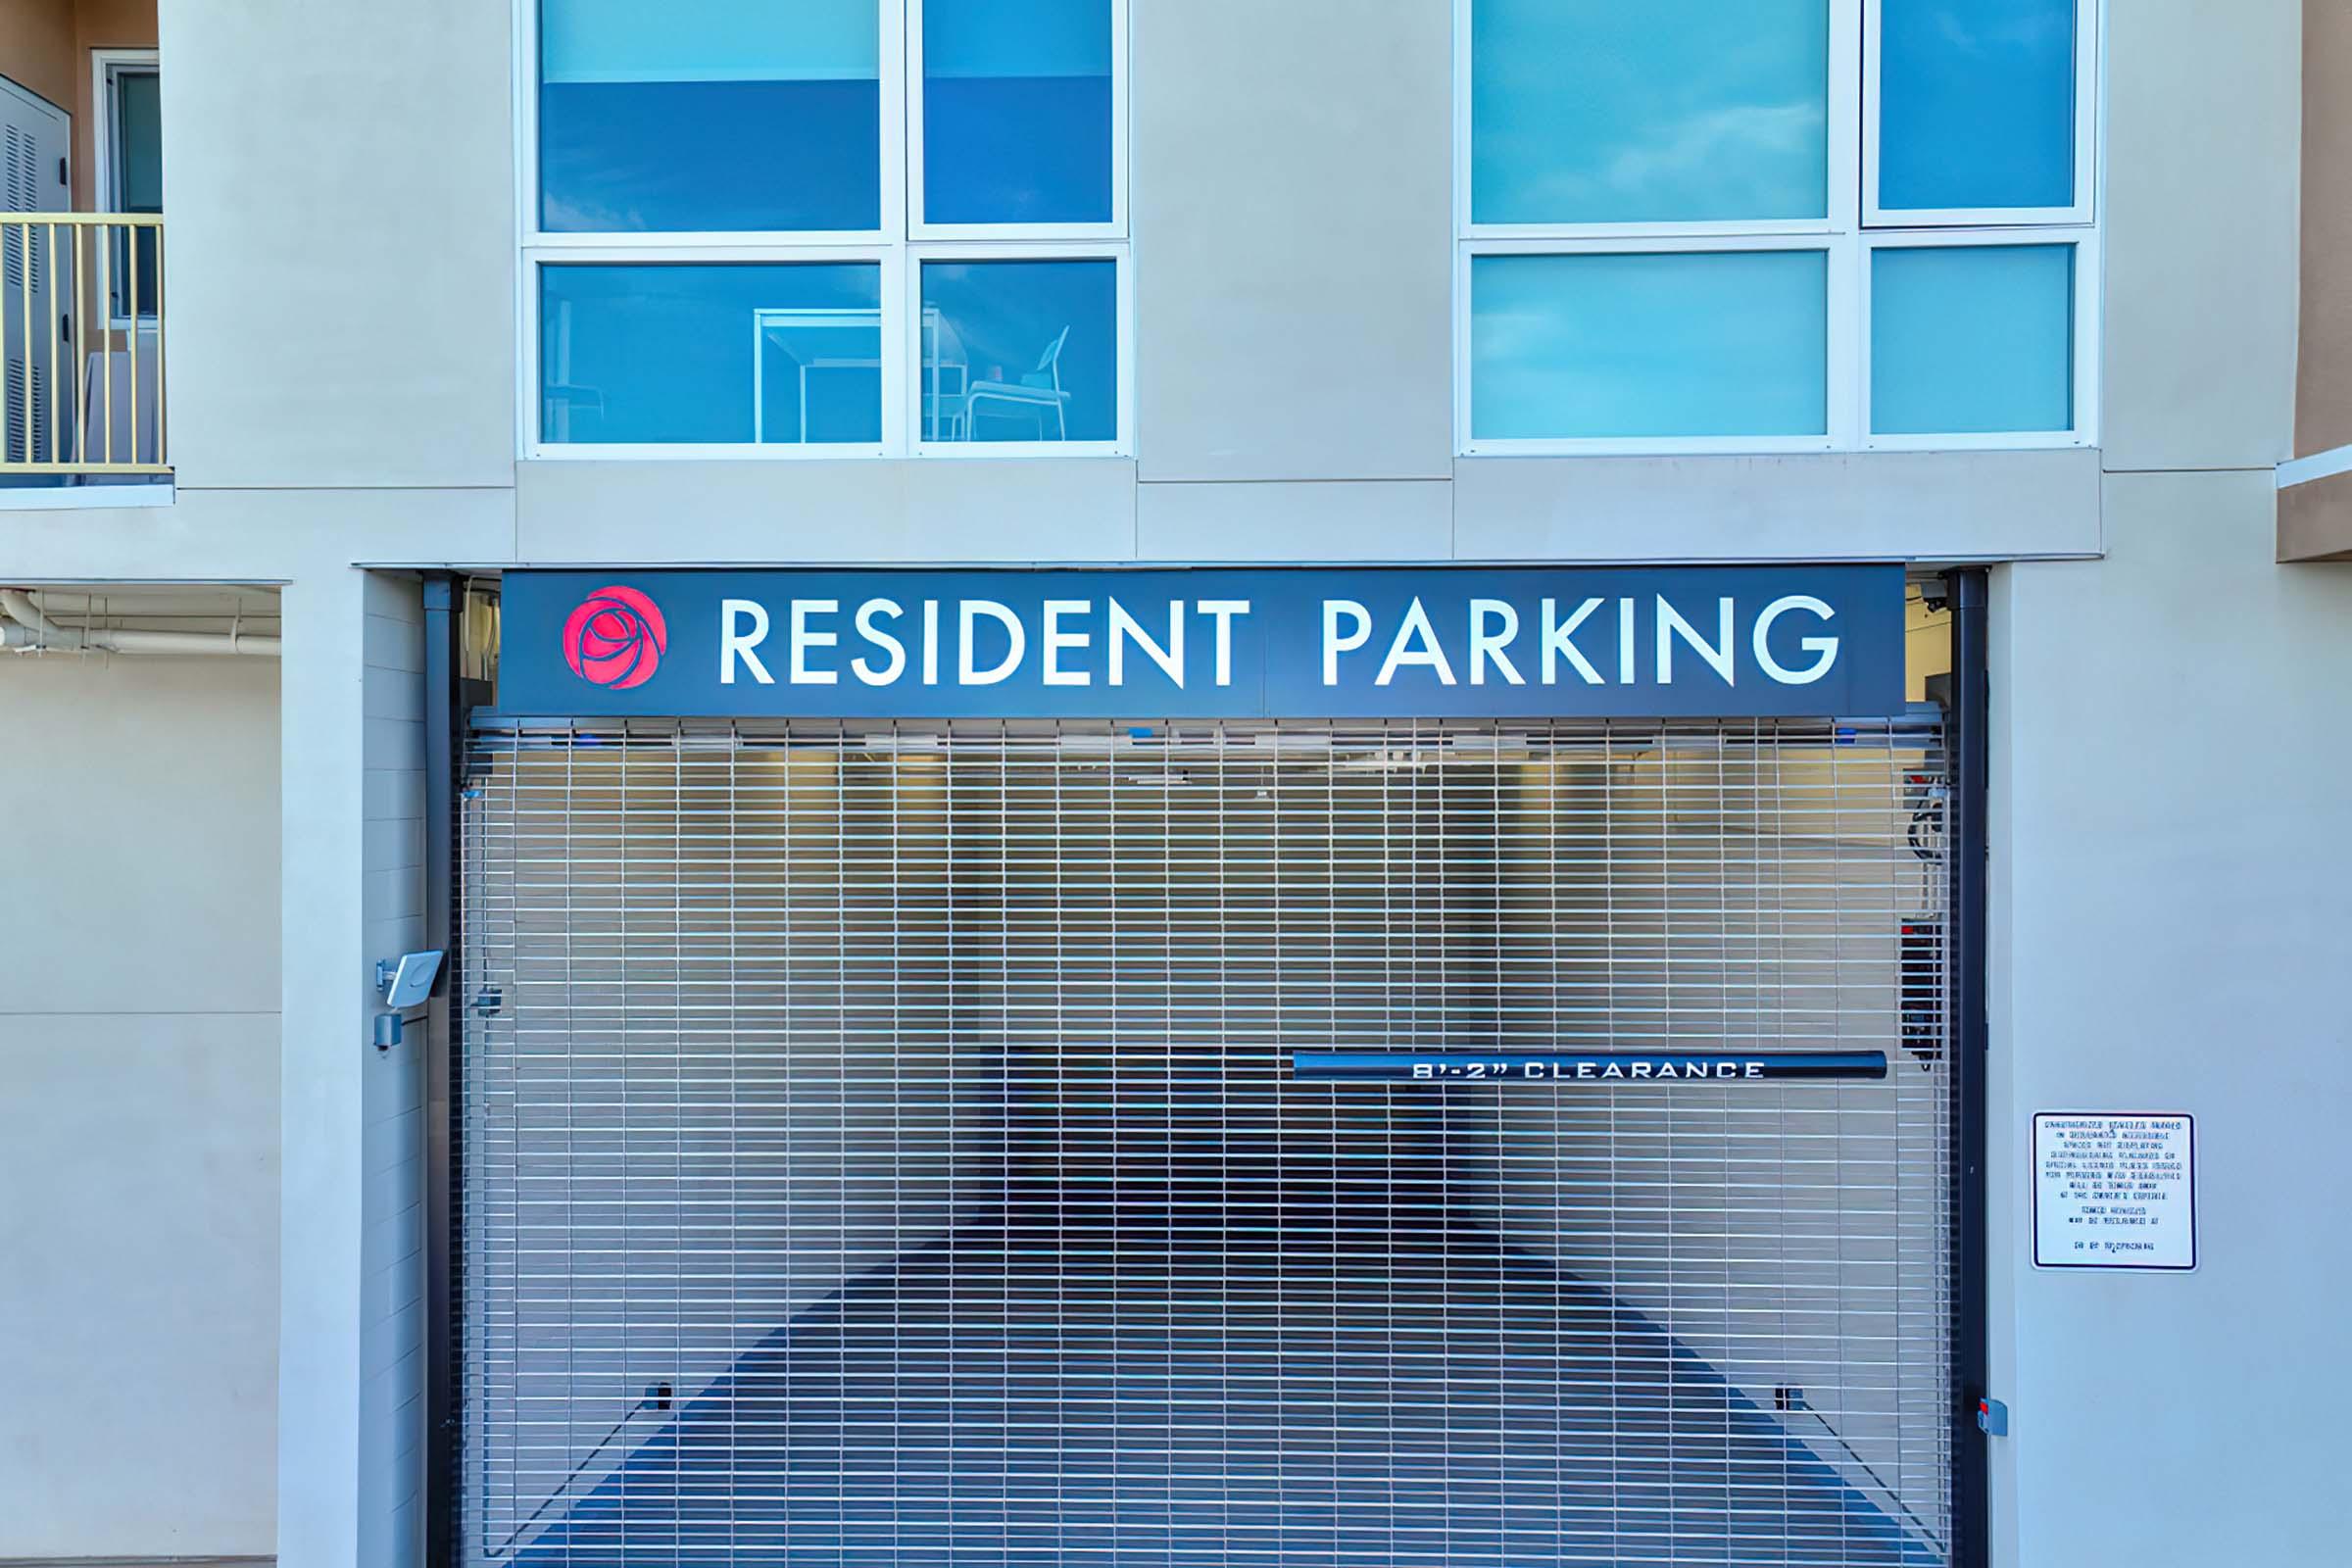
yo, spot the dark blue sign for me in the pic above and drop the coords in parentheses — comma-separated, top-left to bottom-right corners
(499, 566, 1906, 719)
(1293, 1052, 1889, 1083)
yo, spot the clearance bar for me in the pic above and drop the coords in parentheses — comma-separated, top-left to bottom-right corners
(1293, 1051, 1890, 1083)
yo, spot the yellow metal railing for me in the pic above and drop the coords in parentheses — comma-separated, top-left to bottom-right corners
(0, 214, 168, 476)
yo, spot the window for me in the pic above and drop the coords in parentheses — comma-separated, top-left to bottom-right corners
(915, 0, 1119, 230)
(918, 258, 1117, 441)
(1872, 0, 2085, 222)
(1470, 0, 1832, 227)
(1457, 0, 2096, 453)
(1470, 248, 1829, 442)
(95, 50, 161, 322)
(1868, 239, 2073, 436)
(542, 263, 884, 447)
(524, 0, 1129, 457)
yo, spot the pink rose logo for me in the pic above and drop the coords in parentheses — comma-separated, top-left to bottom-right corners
(562, 586, 667, 690)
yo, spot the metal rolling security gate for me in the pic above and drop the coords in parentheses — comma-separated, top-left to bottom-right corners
(430, 564, 1986, 1568)
(452, 707, 1967, 1568)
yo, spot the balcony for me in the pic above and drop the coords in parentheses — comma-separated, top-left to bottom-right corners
(1, 214, 167, 490)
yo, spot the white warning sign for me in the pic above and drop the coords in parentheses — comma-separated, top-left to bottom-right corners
(2033, 1112, 2196, 1270)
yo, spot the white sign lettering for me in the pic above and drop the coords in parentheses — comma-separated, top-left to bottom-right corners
(708, 590, 1858, 698)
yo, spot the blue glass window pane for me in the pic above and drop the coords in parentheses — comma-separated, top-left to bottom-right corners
(924, 0, 1113, 224)
(1880, 0, 2075, 211)
(539, 0, 880, 232)
(540, 264, 883, 444)
(919, 261, 1117, 443)
(1471, 0, 1828, 224)
(1470, 252, 1828, 439)
(1872, 245, 2073, 433)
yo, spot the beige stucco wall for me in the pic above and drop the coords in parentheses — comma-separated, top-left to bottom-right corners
(2283, 0, 2352, 558)
(0, 648, 280, 1558)
(2297, 0, 2352, 459)
(2278, 467, 2352, 561)
(1990, 470, 2352, 1566)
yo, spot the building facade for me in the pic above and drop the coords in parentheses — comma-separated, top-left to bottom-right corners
(0, 2, 2346, 1566)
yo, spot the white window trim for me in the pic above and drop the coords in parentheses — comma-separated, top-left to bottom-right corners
(514, 0, 1130, 461)
(90, 47, 158, 215)
(1451, 0, 2101, 458)
(1861, 0, 2100, 229)
(1456, 234, 1856, 459)
(1858, 227, 2101, 451)
(906, 0, 1128, 242)
(90, 48, 160, 331)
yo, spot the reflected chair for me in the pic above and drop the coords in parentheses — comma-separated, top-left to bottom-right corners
(960, 325, 1073, 440)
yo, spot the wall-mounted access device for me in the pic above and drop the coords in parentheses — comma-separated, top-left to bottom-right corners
(376, 950, 445, 1009)
(1900, 919, 1943, 1067)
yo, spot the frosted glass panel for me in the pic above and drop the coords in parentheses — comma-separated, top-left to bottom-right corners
(1872, 245, 2073, 433)
(924, 0, 1113, 223)
(1471, 251, 1828, 440)
(1471, 0, 1828, 224)
(541, 264, 884, 445)
(1879, 0, 2075, 211)
(540, 0, 880, 232)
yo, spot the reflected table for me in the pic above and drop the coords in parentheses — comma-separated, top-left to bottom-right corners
(752, 305, 966, 443)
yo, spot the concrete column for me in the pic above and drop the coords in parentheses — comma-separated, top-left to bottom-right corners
(359, 574, 429, 1568)
(277, 564, 370, 1568)
(278, 566, 428, 1568)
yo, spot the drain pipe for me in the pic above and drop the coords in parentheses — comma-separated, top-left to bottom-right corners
(0, 589, 282, 658)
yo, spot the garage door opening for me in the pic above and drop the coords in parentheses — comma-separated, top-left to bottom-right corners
(458, 717, 1956, 1567)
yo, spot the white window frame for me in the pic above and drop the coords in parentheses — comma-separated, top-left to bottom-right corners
(1452, 0, 2100, 458)
(1861, 0, 2100, 229)
(1859, 227, 2100, 451)
(91, 48, 159, 214)
(91, 47, 161, 330)
(514, 0, 1130, 462)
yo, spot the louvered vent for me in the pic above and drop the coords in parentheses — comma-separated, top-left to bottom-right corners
(1, 124, 36, 214)
(2, 355, 39, 464)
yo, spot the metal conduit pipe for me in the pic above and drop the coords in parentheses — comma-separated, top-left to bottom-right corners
(26, 590, 284, 619)
(0, 590, 282, 657)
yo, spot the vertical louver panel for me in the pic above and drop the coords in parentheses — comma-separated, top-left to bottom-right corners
(1, 125, 37, 212)
(460, 719, 1954, 1567)
(2, 125, 33, 464)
